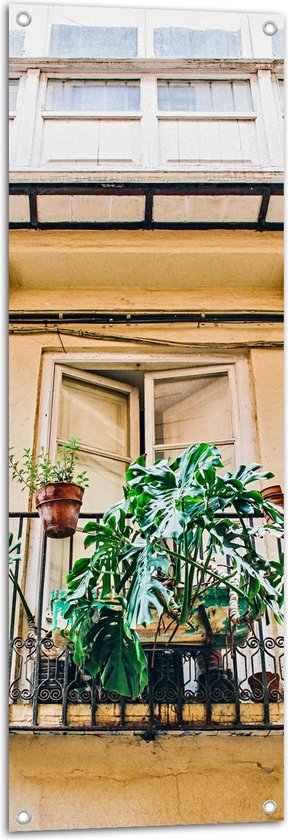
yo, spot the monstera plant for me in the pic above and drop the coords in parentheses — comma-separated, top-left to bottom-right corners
(60, 444, 284, 699)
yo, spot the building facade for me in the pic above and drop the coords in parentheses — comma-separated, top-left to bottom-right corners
(9, 4, 284, 830)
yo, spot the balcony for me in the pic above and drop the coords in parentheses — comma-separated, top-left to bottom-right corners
(9, 512, 284, 734)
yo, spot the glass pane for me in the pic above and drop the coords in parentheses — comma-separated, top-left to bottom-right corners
(106, 82, 126, 110)
(169, 84, 190, 111)
(211, 81, 234, 111)
(157, 83, 168, 110)
(278, 79, 284, 111)
(155, 443, 235, 473)
(58, 376, 129, 457)
(9, 30, 25, 57)
(45, 80, 140, 111)
(9, 81, 18, 111)
(154, 374, 233, 446)
(50, 25, 138, 59)
(232, 80, 253, 111)
(194, 81, 212, 110)
(127, 82, 141, 110)
(154, 28, 242, 59)
(83, 82, 104, 110)
(49, 452, 127, 589)
(46, 81, 58, 110)
(157, 80, 251, 112)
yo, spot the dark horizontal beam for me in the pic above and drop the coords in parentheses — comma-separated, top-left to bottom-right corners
(9, 181, 284, 196)
(9, 312, 284, 325)
(8, 221, 283, 231)
(8, 725, 285, 733)
(9, 180, 284, 231)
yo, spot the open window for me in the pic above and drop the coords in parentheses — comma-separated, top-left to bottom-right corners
(37, 359, 249, 595)
(50, 365, 139, 513)
(144, 365, 241, 469)
(48, 366, 139, 589)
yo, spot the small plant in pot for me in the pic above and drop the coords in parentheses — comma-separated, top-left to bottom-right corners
(9, 438, 89, 538)
(58, 443, 284, 700)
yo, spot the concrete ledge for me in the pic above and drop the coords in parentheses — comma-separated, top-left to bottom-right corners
(9, 701, 284, 729)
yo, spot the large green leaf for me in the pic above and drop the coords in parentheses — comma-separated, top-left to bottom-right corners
(126, 541, 173, 629)
(85, 605, 148, 699)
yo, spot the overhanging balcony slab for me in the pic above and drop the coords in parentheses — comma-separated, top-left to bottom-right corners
(9, 229, 283, 315)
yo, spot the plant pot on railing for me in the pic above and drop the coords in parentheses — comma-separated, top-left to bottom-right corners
(248, 671, 280, 702)
(262, 485, 284, 524)
(9, 437, 89, 539)
(138, 587, 251, 649)
(36, 482, 84, 539)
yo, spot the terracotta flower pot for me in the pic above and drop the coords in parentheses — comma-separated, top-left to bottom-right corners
(262, 485, 284, 524)
(35, 482, 84, 539)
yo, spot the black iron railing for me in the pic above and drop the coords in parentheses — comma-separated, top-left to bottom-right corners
(9, 512, 284, 733)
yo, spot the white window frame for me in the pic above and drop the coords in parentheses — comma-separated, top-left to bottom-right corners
(144, 363, 243, 466)
(49, 364, 140, 467)
(43, 77, 143, 120)
(23, 350, 256, 621)
(156, 73, 258, 123)
(156, 78, 255, 118)
(40, 74, 142, 120)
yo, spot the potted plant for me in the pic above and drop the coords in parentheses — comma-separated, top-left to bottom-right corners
(9, 437, 89, 538)
(261, 484, 284, 524)
(58, 443, 283, 699)
(248, 670, 280, 702)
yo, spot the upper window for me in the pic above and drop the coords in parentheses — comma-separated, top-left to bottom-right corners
(278, 78, 284, 112)
(49, 25, 138, 58)
(9, 30, 25, 57)
(9, 80, 19, 112)
(157, 80, 253, 112)
(272, 29, 284, 59)
(154, 27, 242, 59)
(45, 80, 141, 112)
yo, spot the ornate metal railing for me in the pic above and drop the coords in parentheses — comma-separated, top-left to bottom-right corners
(9, 512, 284, 733)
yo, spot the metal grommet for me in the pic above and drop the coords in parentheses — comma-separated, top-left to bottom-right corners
(262, 20, 278, 36)
(16, 810, 32, 825)
(262, 800, 277, 815)
(16, 11, 32, 27)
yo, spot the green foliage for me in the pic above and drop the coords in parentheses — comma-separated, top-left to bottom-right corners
(9, 532, 34, 624)
(9, 437, 89, 493)
(62, 443, 284, 698)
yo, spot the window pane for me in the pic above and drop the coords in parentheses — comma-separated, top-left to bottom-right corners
(154, 374, 233, 446)
(45, 80, 140, 111)
(272, 29, 284, 59)
(157, 83, 169, 110)
(154, 28, 242, 59)
(232, 80, 253, 111)
(194, 81, 212, 110)
(9, 81, 18, 111)
(278, 79, 284, 111)
(127, 82, 141, 110)
(106, 82, 126, 110)
(211, 81, 234, 111)
(58, 376, 129, 458)
(49, 25, 138, 58)
(9, 30, 25, 57)
(169, 84, 190, 110)
(155, 443, 235, 473)
(50, 452, 127, 589)
(157, 80, 252, 112)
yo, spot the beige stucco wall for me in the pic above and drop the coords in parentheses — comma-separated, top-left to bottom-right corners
(250, 348, 284, 487)
(9, 732, 284, 831)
